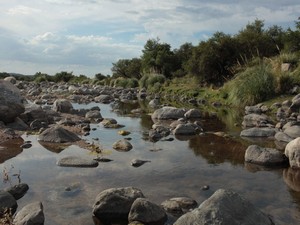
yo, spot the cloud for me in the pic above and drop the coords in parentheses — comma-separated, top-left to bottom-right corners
(0, 0, 299, 76)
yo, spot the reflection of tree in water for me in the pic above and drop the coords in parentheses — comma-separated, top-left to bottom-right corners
(188, 134, 246, 165)
(0, 138, 23, 163)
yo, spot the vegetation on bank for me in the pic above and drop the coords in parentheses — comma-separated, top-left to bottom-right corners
(1, 18, 300, 108)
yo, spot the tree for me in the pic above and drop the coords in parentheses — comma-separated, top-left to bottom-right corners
(53, 71, 74, 82)
(141, 38, 176, 78)
(95, 73, 106, 80)
(111, 58, 142, 79)
(173, 43, 194, 77)
(283, 17, 300, 52)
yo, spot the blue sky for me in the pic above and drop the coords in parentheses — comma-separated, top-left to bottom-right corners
(0, 0, 299, 77)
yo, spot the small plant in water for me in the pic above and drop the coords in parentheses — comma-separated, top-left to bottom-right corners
(2, 164, 21, 186)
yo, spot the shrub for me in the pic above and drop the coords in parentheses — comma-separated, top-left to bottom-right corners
(113, 77, 139, 88)
(225, 64, 275, 107)
(139, 73, 166, 89)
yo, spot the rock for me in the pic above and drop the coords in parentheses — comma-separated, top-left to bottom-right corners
(128, 198, 167, 225)
(174, 189, 274, 225)
(151, 107, 187, 120)
(240, 127, 276, 137)
(94, 95, 114, 104)
(4, 76, 17, 84)
(242, 114, 272, 128)
(7, 117, 29, 131)
(148, 98, 161, 109)
(281, 63, 292, 72)
(0, 191, 18, 214)
(52, 99, 73, 113)
(285, 137, 300, 168)
(245, 105, 262, 115)
(274, 131, 293, 143)
(161, 197, 198, 216)
(118, 130, 131, 136)
(289, 98, 300, 112)
(283, 125, 300, 139)
(131, 159, 151, 167)
(0, 80, 25, 123)
(13, 201, 44, 225)
(173, 123, 197, 136)
(38, 126, 80, 143)
(85, 110, 102, 119)
(5, 183, 29, 200)
(184, 109, 201, 119)
(19, 103, 48, 125)
(113, 139, 133, 151)
(245, 145, 288, 167)
(57, 156, 98, 167)
(92, 187, 145, 222)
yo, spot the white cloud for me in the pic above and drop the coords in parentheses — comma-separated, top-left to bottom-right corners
(0, 0, 299, 76)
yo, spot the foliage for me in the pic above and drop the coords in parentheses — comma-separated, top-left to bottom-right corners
(224, 63, 275, 107)
(111, 58, 142, 79)
(139, 73, 166, 90)
(94, 73, 107, 80)
(112, 77, 139, 88)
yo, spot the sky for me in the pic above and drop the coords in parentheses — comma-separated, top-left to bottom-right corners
(0, 0, 299, 77)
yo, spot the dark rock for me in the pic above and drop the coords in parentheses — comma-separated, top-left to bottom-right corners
(5, 183, 29, 200)
(128, 198, 167, 225)
(0, 191, 18, 214)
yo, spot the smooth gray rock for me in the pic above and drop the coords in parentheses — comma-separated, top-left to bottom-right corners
(5, 183, 29, 200)
(283, 125, 300, 139)
(285, 137, 300, 168)
(161, 197, 198, 215)
(174, 189, 274, 225)
(85, 110, 102, 119)
(93, 187, 145, 221)
(151, 107, 187, 120)
(148, 98, 160, 109)
(274, 131, 294, 143)
(57, 156, 98, 167)
(245, 106, 262, 115)
(0, 80, 25, 123)
(4, 76, 17, 84)
(94, 95, 114, 104)
(38, 126, 80, 143)
(240, 127, 276, 137)
(184, 109, 201, 119)
(0, 191, 18, 214)
(173, 123, 197, 135)
(242, 114, 272, 128)
(245, 145, 288, 166)
(14, 201, 44, 225)
(52, 99, 73, 113)
(128, 198, 167, 224)
(113, 139, 133, 151)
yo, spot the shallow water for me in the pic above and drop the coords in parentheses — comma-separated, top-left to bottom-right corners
(1, 102, 300, 225)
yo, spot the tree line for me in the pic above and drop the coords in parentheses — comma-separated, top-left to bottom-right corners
(111, 18, 300, 86)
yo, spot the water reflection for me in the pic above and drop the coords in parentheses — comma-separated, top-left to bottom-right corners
(0, 138, 23, 163)
(284, 168, 300, 192)
(39, 141, 71, 153)
(188, 134, 246, 165)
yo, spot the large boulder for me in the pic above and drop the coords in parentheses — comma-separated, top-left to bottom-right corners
(245, 145, 288, 167)
(0, 80, 25, 123)
(285, 137, 300, 168)
(128, 198, 167, 225)
(151, 107, 187, 121)
(13, 202, 44, 225)
(38, 126, 80, 143)
(174, 189, 274, 225)
(92, 187, 145, 222)
(52, 99, 73, 113)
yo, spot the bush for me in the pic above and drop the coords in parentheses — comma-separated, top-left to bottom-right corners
(225, 64, 275, 107)
(113, 77, 139, 88)
(139, 73, 166, 89)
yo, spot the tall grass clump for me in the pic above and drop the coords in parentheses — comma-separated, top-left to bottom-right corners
(224, 64, 275, 107)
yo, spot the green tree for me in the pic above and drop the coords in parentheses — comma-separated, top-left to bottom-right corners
(141, 38, 176, 78)
(111, 58, 142, 79)
(173, 42, 194, 77)
(95, 73, 106, 80)
(284, 17, 300, 52)
(53, 71, 74, 83)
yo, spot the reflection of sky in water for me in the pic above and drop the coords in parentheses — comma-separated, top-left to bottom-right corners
(0, 103, 300, 224)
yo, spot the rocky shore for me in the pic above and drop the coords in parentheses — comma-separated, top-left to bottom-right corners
(0, 76, 299, 224)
